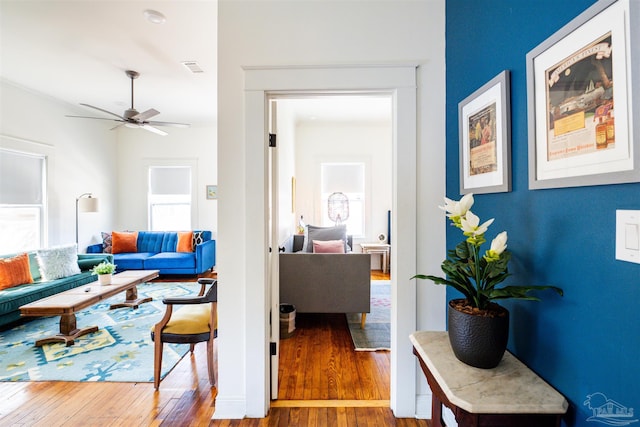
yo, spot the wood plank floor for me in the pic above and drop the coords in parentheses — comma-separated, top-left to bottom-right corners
(0, 271, 430, 426)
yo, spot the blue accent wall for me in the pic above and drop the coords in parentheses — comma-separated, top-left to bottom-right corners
(446, 1, 639, 425)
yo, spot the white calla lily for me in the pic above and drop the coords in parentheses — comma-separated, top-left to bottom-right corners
(460, 210, 494, 237)
(490, 231, 508, 255)
(440, 193, 474, 217)
(440, 193, 474, 227)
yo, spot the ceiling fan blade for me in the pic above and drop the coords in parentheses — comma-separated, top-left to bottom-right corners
(66, 114, 124, 123)
(79, 103, 124, 120)
(132, 108, 160, 121)
(141, 124, 168, 136)
(147, 120, 191, 128)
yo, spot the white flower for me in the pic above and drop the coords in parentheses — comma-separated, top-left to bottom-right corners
(490, 231, 508, 255)
(440, 193, 474, 225)
(461, 210, 494, 237)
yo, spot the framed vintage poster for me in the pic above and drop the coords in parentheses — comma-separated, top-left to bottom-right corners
(527, 0, 640, 189)
(206, 185, 217, 200)
(459, 70, 511, 194)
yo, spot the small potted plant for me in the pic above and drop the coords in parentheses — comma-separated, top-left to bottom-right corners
(91, 261, 117, 285)
(413, 193, 563, 368)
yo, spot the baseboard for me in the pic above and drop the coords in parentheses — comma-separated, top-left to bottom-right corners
(415, 393, 431, 419)
(211, 397, 247, 419)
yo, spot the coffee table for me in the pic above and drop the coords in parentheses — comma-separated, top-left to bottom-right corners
(19, 269, 159, 347)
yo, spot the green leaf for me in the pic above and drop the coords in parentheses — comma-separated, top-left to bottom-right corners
(488, 285, 563, 300)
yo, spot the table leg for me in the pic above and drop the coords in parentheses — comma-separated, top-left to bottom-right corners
(431, 393, 444, 427)
(34, 313, 99, 347)
(382, 251, 388, 274)
(109, 285, 152, 309)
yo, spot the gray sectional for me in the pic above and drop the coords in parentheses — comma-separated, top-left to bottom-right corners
(279, 234, 371, 315)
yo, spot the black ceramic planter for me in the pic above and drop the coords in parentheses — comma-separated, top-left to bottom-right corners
(447, 299, 510, 369)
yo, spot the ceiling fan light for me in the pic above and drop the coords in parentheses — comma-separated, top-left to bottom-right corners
(143, 9, 166, 24)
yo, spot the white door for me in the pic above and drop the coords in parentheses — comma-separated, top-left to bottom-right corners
(268, 99, 281, 399)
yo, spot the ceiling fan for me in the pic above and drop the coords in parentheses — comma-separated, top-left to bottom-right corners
(66, 70, 190, 136)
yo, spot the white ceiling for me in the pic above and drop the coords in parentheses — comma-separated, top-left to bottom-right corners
(0, 1, 218, 126)
(0, 1, 390, 129)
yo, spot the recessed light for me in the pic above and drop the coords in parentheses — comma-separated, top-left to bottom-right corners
(143, 9, 166, 25)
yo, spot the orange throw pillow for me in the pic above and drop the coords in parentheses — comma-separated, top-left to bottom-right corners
(112, 231, 138, 254)
(0, 253, 34, 290)
(177, 231, 194, 253)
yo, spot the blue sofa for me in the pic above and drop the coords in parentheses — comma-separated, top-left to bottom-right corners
(0, 252, 113, 328)
(87, 230, 215, 276)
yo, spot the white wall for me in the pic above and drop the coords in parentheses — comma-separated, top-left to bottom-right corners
(218, 0, 446, 419)
(294, 120, 392, 265)
(116, 125, 218, 234)
(0, 80, 218, 254)
(0, 80, 117, 251)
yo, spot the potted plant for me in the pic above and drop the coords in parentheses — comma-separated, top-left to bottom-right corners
(91, 261, 117, 285)
(413, 193, 563, 368)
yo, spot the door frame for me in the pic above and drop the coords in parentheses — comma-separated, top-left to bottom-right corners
(243, 64, 418, 417)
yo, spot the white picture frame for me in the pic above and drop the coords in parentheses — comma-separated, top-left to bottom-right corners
(527, 0, 640, 189)
(459, 70, 511, 194)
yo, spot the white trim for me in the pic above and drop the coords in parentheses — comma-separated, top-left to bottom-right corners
(415, 393, 432, 419)
(210, 398, 247, 420)
(230, 64, 417, 418)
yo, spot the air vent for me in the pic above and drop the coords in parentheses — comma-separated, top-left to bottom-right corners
(182, 61, 204, 73)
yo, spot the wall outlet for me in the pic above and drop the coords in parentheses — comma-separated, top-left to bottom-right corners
(616, 210, 640, 264)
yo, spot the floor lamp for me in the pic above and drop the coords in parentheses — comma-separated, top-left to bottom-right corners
(76, 193, 99, 248)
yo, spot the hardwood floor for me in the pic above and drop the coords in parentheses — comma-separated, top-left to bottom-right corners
(0, 270, 430, 426)
(278, 313, 390, 401)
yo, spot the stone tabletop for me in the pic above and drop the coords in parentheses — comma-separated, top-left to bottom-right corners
(410, 331, 568, 414)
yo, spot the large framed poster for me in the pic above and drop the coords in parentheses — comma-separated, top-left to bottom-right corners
(527, 0, 640, 189)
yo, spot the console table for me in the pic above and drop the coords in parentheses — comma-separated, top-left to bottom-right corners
(410, 331, 568, 427)
(360, 243, 390, 274)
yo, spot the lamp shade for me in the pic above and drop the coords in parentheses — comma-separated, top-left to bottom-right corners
(78, 196, 99, 213)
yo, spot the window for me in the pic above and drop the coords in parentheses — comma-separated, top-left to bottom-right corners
(148, 166, 192, 231)
(320, 162, 365, 237)
(0, 149, 46, 254)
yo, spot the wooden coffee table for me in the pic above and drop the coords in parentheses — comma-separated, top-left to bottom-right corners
(20, 270, 159, 347)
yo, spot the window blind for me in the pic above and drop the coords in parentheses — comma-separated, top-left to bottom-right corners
(149, 166, 191, 195)
(0, 149, 45, 204)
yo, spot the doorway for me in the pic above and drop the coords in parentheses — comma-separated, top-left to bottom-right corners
(270, 93, 393, 402)
(240, 65, 418, 418)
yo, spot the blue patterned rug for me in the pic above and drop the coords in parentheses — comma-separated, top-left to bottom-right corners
(0, 282, 201, 382)
(346, 281, 390, 351)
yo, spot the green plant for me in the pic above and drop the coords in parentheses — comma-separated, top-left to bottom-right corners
(413, 193, 562, 310)
(91, 261, 117, 275)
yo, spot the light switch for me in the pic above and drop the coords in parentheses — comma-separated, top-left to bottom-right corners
(626, 223, 639, 250)
(616, 210, 640, 264)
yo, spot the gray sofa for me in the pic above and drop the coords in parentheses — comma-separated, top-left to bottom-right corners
(279, 234, 371, 327)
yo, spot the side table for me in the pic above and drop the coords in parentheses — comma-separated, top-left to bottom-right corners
(410, 331, 568, 427)
(360, 243, 390, 274)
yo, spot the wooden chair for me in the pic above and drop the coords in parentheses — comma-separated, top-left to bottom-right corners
(151, 278, 217, 390)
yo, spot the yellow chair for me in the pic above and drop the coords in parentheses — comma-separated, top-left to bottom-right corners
(151, 278, 217, 390)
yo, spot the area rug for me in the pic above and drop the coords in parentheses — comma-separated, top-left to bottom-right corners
(0, 282, 201, 382)
(346, 280, 390, 351)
